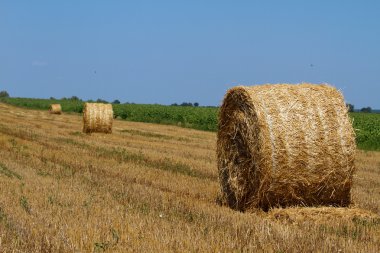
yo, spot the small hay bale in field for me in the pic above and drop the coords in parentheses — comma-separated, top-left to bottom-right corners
(49, 104, 62, 114)
(217, 83, 356, 211)
(83, 103, 113, 133)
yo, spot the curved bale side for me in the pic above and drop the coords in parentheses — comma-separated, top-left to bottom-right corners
(83, 103, 113, 133)
(49, 104, 62, 114)
(217, 83, 356, 211)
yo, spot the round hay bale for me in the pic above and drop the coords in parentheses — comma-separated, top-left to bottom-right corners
(82, 103, 113, 133)
(217, 83, 356, 211)
(49, 104, 62, 114)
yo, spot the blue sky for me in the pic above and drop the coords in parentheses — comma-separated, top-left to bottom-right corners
(0, 1, 379, 108)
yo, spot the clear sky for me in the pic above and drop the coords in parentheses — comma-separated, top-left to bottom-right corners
(1, 1, 379, 108)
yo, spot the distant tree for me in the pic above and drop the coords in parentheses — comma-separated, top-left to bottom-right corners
(61, 97, 67, 100)
(194, 102, 199, 107)
(96, 98, 108, 103)
(0, 90, 9, 98)
(70, 96, 80, 101)
(360, 107, 372, 113)
(119, 110, 128, 119)
(171, 103, 178, 106)
(112, 99, 121, 104)
(49, 97, 56, 100)
(87, 99, 94, 103)
(346, 103, 354, 112)
(180, 102, 193, 107)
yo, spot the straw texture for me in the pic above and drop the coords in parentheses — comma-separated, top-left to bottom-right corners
(217, 83, 356, 211)
(83, 103, 113, 133)
(268, 207, 379, 224)
(49, 104, 62, 114)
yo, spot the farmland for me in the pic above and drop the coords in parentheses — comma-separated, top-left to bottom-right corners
(352, 112, 380, 151)
(1, 97, 380, 151)
(0, 97, 218, 131)
(0, 103, 379, 252)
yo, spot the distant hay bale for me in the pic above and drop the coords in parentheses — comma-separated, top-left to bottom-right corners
(82, 103, 113, 133)
(217, 83, 356, 211)
(49, 104, 62, 114)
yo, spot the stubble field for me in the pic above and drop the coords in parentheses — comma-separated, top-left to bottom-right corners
(0, 103, 379, 252)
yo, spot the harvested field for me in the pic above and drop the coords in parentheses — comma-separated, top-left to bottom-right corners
(0, 103, 379, 252)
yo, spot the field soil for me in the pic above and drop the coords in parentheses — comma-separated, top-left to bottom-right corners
(0, 103, 379, 252)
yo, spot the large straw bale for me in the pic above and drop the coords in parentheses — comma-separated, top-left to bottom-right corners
(49, 104, 62, 114)
(217, 83, 356, 211)
(83, 103, 113, 133)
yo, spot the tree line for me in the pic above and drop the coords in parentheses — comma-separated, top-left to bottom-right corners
(347, 103, 373, 113)
(0, 90, 376, 112)
(1, 90, 202, 107)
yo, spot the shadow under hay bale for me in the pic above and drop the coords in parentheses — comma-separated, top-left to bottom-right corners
(217, 83, 356, 211)
(82, 103, 113, 134)
(49, 104, 62, 114)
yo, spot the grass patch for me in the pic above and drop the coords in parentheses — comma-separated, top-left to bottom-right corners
(95, 147, 215, 180)
(120, 129, 189, 142)
(69, 131, 84, 136)
(0, 123, 38, 142)
(53, 137, 91, 149)
(0, 162, 22, 180)
(0, 207, 7, 222)
(318, 218, 380, 241)
(352, 216, 380, 227)
(93, 228, 120, 252)
(36, 168, 52, 177)
(19, 196, 31, 214)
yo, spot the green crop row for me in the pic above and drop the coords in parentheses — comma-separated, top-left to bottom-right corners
(113, 104, 218, 131)
(0, 97, 84, 113)
(351, 112, 380, 151)
(1, 97, 379, 151)
(0, 97, 219, 131)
